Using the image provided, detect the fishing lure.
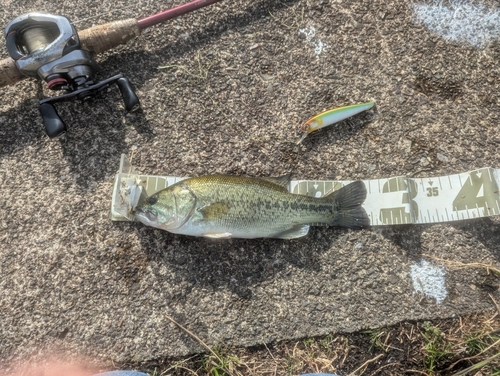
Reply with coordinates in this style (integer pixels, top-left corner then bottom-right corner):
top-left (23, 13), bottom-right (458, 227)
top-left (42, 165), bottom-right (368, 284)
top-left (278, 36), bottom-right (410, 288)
top-left (298, 101), bottom-right (375, 143)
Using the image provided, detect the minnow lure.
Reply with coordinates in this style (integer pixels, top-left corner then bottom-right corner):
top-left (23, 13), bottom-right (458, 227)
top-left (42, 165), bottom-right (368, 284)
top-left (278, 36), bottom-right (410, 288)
top-left (298, 101), bottom-right (375, 143)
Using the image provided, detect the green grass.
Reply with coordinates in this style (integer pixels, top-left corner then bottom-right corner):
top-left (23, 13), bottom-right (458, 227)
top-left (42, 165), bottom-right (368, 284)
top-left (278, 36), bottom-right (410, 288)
top-left (319, 334), bottom-right (334, 354)
top-left (201, 347), bottom-right (242, 376)
top-left (363, 328), bottom-right (389, 352)
top-left (421, 321), bottom-right (454, 375)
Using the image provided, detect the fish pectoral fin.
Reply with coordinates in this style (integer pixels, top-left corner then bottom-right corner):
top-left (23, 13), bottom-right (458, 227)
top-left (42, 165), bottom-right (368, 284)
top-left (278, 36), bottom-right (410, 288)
top-left (272, 225), bottom-right (310, 239)
top-left (202, 232), bottom-right (232, 239)
top-left (198, 202), bottom-right (230, 220)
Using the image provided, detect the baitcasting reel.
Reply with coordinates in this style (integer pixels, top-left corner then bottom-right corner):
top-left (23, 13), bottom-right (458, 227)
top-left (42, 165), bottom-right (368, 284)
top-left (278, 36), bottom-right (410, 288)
top-left (5, 12), bottom-right (140, 138)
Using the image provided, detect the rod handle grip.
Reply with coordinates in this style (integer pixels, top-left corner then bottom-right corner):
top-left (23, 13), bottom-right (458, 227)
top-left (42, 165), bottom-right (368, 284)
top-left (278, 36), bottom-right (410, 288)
top-left (78, 18), bottom-right (141, 54)
top-left (0, 57), bottom-right (26, 88)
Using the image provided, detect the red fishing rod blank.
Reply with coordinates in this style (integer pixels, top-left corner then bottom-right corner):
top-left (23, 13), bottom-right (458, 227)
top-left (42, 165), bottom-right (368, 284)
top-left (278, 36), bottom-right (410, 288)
top-left (138, 0), bottom-right (222, 29)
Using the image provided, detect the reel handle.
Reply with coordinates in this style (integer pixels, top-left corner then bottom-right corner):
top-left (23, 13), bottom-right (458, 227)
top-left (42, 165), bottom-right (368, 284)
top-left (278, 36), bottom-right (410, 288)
top-left (39, 103), bottom-right (67, 138)
top-left (38, 73), bottom-right (139, 138)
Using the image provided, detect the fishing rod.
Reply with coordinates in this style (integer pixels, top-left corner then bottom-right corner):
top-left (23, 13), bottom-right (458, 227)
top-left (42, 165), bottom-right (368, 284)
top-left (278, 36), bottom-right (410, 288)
top-left (0, 0), bottom-right (223, 137)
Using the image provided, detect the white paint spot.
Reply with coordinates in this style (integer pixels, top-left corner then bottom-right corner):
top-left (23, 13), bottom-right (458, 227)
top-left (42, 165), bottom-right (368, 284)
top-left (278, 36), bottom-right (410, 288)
top-left (412, 0), bottom-right (500, 48)
top-left (315, 191), bottom-right (322, 197)
top-left (410, 260), bottom-right (448, 304)
top-left (298, 26), bottom-right (329, 57)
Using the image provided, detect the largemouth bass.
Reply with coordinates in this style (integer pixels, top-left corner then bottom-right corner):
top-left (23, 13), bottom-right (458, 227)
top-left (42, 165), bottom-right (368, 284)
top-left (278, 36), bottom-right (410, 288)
top-left (135, 175), bottom-right (369, 239)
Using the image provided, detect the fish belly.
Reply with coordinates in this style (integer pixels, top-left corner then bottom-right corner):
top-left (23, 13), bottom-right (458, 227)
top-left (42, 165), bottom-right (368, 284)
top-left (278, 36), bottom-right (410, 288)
top-left (172, 220), bottom-right (310, 239)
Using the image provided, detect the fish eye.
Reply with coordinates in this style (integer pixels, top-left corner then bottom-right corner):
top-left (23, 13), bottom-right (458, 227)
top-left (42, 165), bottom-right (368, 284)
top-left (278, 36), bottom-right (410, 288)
top-left (147, 195), bottom-right (158, 205)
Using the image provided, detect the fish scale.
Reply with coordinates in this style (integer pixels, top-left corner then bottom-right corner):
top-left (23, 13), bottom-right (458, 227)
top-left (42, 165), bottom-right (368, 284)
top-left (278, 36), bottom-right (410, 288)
top-left (189, 176), bottom-right (335, 231)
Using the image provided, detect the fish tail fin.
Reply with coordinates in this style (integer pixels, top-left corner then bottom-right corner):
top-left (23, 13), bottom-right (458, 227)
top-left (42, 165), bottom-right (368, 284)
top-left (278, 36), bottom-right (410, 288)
top-left (324, 181), bottom-right (370, 229)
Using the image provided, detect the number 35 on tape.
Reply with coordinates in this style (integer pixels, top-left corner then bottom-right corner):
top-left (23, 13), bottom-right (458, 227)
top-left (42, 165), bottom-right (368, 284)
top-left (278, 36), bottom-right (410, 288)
top-left (290, 168), bottom-right (500, 226)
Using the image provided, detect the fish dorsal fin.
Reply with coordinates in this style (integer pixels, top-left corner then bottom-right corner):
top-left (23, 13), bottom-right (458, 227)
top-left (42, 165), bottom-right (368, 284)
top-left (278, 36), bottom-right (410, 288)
top-left (198, 202), bottom-right (230, 220)
top-left (259, 173), bottom-right (292, 190)
top-left (272, 224), bottom-right (310, 239)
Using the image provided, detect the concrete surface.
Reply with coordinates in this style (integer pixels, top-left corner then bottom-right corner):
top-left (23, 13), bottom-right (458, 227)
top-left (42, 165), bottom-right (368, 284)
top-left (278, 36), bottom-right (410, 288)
top-left (1, 0), bottom-right (499, 371)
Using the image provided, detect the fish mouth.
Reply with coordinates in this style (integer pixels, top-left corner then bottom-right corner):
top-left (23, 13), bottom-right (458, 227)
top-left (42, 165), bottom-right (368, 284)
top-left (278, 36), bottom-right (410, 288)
top-left (134, 206), bottom-right (158, 225)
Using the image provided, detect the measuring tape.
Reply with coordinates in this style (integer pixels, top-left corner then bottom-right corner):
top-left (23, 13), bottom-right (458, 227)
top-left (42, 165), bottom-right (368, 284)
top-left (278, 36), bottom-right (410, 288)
top-left (111, 154), bottom-right (500, 226)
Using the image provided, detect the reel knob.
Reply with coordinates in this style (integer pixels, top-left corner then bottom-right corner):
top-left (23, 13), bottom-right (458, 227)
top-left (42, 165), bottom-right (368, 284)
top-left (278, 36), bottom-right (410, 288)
top-left (39, 103), bottom-right (66, 138)
top-left (116, 77), bottom-right (140, 112)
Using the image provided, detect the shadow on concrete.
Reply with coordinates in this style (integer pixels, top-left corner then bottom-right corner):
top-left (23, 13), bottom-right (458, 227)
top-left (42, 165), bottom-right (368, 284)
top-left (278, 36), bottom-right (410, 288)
top-left (136, 224), bottom-right (348, 300)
